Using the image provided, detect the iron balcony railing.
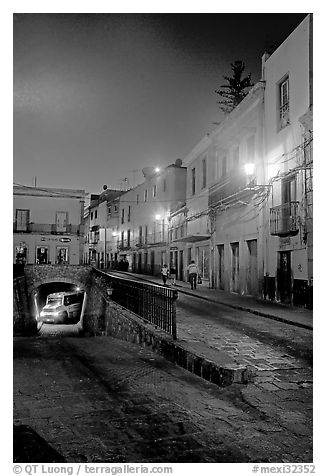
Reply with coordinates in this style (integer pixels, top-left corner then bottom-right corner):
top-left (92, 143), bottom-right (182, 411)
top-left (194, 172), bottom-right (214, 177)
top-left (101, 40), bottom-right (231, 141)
top-left (270, 201), bottom-right (300, 236)
top-left (94, 269), bottom-right (178, 339)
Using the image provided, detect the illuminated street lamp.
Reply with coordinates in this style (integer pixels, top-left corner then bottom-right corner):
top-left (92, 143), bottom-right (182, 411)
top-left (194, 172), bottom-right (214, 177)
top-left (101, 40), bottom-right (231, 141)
top-left (244, 163), bottom-right (255, 177)
top-left (155, 167), bottom-right (160, 173)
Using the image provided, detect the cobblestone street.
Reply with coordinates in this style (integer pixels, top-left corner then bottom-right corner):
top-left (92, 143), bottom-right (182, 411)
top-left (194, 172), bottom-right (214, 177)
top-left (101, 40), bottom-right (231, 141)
top-left (14, 327), bottom-right (312, 463)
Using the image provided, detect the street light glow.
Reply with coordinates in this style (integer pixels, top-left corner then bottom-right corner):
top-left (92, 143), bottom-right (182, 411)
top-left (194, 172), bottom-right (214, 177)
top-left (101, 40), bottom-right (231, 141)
top-left (244, 163), bottom-right (255, 176)
top-left (155, 167), bottom-right (160, 173)
top-left (155, 214), bottom-right (161, 220)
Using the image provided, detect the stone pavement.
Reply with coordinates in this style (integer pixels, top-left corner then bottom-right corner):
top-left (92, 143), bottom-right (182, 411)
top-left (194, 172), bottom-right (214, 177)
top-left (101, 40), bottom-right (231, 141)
top-left (13, 334), bottom-right (312, 462)
top-left (115, 270), bottom-right (313, 330)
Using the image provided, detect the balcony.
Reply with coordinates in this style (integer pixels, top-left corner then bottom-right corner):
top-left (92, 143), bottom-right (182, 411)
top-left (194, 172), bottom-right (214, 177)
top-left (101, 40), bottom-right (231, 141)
top-left (270, 202), bottom-right (300, 236)
top-left (13, 222), bottom-right (83, 235)
top-left (208, 171), bottom-right (248, 207)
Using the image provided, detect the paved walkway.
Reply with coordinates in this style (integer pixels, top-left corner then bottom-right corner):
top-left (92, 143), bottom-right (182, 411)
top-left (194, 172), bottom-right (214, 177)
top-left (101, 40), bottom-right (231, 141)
top-left (112, 270), bottom-right (313, 330)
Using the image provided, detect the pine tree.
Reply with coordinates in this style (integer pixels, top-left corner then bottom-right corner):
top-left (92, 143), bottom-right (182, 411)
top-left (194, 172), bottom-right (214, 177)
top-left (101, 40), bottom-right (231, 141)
top-left (215, 60), bottom-right (253, 114)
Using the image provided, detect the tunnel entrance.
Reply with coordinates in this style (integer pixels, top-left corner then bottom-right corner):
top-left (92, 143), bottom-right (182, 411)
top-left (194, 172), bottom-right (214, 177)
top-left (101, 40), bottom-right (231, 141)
top-left (34, 282), bottom-right (85, 334)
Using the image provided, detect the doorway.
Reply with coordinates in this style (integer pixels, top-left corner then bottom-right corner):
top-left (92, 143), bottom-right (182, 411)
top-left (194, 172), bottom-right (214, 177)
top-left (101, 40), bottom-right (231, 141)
top-left (150, 251), bottom-right (155, 275)
top-left (56, 247), bottom-right (69, 264)
top-left (247, 239), bottom-right (258, 295)
top-left (179, 250), bottom-right (184, 281)
top-left (278, 251), bottom-right (292, 303)
top-left (217, 244), bottom-right (225, 290)
top-left (36, 246), bottom-right (48, 264)
top-left (230, 242), bottom-right (240, 293)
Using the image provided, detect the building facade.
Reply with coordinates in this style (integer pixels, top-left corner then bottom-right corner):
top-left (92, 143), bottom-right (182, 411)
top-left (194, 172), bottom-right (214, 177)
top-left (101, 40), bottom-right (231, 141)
top-left (84, 189), bottom-right (124, 267)
top-left (208, 81), bottom-right (266, 297)
top-left (13, 185), bottom-right (86, 265)
top-left (170, 135), bottom-right (212, 284)
top-left (117, 162), bottom-right (186, 276)
top-left (263, 14), bottom-right (313, 307)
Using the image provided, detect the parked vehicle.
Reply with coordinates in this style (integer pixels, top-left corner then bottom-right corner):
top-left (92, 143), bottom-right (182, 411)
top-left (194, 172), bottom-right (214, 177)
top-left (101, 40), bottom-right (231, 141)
top-left (39, 291), bottom-right (83, 324)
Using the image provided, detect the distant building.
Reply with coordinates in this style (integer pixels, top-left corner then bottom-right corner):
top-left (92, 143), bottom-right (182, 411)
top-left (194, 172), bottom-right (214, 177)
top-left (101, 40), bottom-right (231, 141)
top-left (170, 135), bottom-right (212, 284)
top-left (13, 185), bottom-right (86, 265)
top-left (84, 188), bottom-right (124, 268)
top-left (117, 162), bottom-right (186, 276)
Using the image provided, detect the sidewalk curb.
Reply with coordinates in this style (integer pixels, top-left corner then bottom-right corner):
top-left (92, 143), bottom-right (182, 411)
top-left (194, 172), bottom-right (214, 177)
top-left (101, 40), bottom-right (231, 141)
top-left (117, 271), bottom-right (313, 331)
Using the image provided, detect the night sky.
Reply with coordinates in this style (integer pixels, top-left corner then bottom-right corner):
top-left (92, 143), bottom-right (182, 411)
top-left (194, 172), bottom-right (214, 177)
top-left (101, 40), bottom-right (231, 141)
top-left (13, 13), bottom-right (307, 195)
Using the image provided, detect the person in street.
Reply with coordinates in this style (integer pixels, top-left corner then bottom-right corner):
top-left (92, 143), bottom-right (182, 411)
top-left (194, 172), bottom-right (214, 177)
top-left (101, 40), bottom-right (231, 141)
top-left (169, 265), bottom-right (177, 285)
top-left (161, 264), bottom-right (169, 285)
top-left (187, 260), bottom-right (199, 290)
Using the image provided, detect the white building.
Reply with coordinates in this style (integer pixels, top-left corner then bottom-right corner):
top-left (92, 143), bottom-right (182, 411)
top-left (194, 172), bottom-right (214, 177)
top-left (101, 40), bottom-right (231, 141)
top-left (208, 81), bottom-right (265, 296)
top-left (263, 14), bottom-right (313, 308)
top-left (13, 185), bottom-right (86, 265)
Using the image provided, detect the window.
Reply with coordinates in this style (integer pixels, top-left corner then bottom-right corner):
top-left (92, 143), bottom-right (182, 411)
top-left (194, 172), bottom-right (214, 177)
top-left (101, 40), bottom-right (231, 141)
top-left (56, 211), bottom-right (68, 233)
top-left (114, 205), bottom-right (118, 213)
top-left (16, 209), bottom-right (30, 232)
top-left (91, 212), bottom-right (93, 220)
top-left (127, 205), bottom-right (131, 222)
top-left (221, 156), bottom-right (227, 177)
top-left (145, 225), bottom-right (148, 244)
top-left (139, 226), bottom-right (143, 245)
top-left (279, 76), bottom-right (290, 129)
top-left (282, 175), bottom-right (296, 204)
top-left (121, 231), bottom-right (124, 247)
top-left (233, 147), bottom-right (239, 169)
top-left (163, 179), bottom-right (167, 192)
top-left (127, 229), bottom-right (131, 247)
top-left (153, 184), bottom-right (157, 197)
top-left (144, 189), bottom-right (148, 202)
top-left (121, 208), bottom-right (125, 224)
top-left (191, 168), bottom-right (196, 195)
top-left (202, 158), bottom-right (207, 189)
top-left (136, 194), bottom-right (139, 205)
top-left (95, 210), bottom-right (97, 219)
top-left (108, 206), bottom-right (111, 215)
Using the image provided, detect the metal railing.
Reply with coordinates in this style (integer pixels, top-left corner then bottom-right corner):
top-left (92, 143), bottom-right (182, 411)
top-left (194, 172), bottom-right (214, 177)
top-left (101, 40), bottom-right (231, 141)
top-left (270, 201), bottom-right (300, 236)
top-left (93, 269), bottom-right (178, 339)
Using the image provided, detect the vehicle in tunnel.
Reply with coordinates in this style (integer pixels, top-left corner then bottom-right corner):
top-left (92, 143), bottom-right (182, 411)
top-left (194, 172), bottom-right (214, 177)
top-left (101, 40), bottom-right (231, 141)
top-left (39, 291), bottom-right (83, 324)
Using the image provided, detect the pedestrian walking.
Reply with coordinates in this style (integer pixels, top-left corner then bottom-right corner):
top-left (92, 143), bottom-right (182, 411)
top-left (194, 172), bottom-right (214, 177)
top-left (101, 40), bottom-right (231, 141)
top-left (187, 260), bottom-right (199, 290)
top-left (161, 264), bottom-right (169, 285)
top-left (170, 265), bottom-right (177, 285)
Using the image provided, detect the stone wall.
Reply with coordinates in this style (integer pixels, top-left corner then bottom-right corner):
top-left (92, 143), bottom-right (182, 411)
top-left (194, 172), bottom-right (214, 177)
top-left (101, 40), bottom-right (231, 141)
top-left (24, 264), bottom-right (91, 295)
top-left (83, 278), bottom-right (248, 387)
top-left (13, 276), bottom-right (36, 335)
